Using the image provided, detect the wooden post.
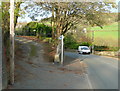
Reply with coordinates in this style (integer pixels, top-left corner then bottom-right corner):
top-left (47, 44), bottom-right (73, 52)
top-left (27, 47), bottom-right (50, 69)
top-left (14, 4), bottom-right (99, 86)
top-left (10, 0), bottom-right (14, 85)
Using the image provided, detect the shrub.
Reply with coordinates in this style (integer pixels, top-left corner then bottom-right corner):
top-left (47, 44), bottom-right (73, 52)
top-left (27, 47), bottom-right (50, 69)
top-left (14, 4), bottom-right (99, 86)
top-left (64, 33), bottom-right (78, 49)
top-left (79, 42), bottom-right (92, 47)
top-left (68, 43), bottom-right (80, 49)
top-left (94, 45), bottom-right (119, 51)
top-left (17, 22), bottom-right (52, 37)
top-left (64, 34), bottom-right (93, 49)
top-left (94, 45), bottom-right (109, 51)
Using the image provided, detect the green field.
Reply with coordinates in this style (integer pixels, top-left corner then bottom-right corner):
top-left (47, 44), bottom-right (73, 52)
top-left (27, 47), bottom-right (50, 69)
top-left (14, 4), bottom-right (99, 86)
top-left (94, 31), bottom-right (118, 39)
top-left (89, 22), bottom-right (118, 47)
top-left (90, 22), bottom-right (118, 31)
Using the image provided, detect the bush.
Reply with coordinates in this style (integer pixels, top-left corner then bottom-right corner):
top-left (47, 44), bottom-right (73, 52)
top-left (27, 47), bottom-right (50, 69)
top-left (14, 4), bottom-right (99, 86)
top-left (79, 42), bottom-right (92, 47)
top-left (68, 43), bottom-right (80, 49)
top-left (94, 45), bottom-right (109, 51)
top-left (94, 45), bottom-right (119, 51)
top-left (16, 22), bottom-right (52, 37)
top-left (64, 33), bottom-right (79, 49)
top-left (64, 34), bottom-right (93, 49)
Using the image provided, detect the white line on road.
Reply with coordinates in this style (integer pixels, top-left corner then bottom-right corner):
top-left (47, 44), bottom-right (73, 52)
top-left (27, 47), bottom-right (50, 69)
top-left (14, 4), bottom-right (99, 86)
top-left (84, 73), bottom-right (93, 89)
top-left (80, 61), bottom-right (93, 89)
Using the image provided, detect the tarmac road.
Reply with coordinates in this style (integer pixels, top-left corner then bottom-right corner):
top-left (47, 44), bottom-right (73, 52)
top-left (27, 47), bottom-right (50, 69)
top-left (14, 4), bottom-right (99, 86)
top-left (64, 52), bottom-right (118, 89)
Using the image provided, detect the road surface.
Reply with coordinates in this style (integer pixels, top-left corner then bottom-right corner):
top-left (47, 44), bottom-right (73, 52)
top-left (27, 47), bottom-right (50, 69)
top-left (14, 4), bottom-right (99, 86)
top-left (65, 52), bottom-right (118, 89)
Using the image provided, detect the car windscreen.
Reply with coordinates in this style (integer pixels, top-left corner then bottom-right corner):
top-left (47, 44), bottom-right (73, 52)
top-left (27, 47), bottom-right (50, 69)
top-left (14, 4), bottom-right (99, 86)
top-left (81, 47), bottom-right (89, 50)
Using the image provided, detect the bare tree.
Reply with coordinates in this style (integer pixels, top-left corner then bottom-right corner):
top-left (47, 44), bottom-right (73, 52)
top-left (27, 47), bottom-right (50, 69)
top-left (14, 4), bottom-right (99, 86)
top-left (32, 2), bottom-right (116, 39)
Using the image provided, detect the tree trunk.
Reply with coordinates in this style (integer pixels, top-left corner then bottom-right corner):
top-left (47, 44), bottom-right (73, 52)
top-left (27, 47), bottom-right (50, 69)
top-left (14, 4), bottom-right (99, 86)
top-left (51, 5), bottom-right (55, 39)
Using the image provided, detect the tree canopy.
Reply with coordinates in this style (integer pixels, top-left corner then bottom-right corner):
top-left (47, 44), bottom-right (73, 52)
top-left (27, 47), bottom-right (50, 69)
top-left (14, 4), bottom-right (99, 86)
top-left (23, 2), bottom-right (117, 40)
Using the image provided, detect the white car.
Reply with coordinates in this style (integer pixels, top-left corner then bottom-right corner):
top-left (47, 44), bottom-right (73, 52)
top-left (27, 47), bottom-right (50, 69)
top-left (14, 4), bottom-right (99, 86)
top-left (78, 46), bottom-right (91, 54)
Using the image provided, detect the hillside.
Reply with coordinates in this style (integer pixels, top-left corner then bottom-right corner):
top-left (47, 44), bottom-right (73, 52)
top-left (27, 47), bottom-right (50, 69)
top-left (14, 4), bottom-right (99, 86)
top-left (90, 22), bottom-right (118, 31)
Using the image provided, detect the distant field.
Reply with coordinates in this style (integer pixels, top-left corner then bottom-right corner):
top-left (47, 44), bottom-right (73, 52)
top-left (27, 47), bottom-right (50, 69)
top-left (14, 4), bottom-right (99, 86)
top-left (90, 22), bottom-right (118, 31)
top-left (89, 22), bottom-right (118, 47)
top-left (94, 31), bottom-right (118, 39)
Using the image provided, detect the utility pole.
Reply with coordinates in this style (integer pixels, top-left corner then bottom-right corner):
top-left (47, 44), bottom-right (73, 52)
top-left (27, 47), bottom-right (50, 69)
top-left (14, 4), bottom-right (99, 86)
top-left (10, 0), bottom-right (14, 85)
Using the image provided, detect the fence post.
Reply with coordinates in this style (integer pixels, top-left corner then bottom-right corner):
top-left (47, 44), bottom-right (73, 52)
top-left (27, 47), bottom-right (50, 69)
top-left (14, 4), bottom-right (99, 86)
top-left (10, 0), bottom-right (14, 85)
